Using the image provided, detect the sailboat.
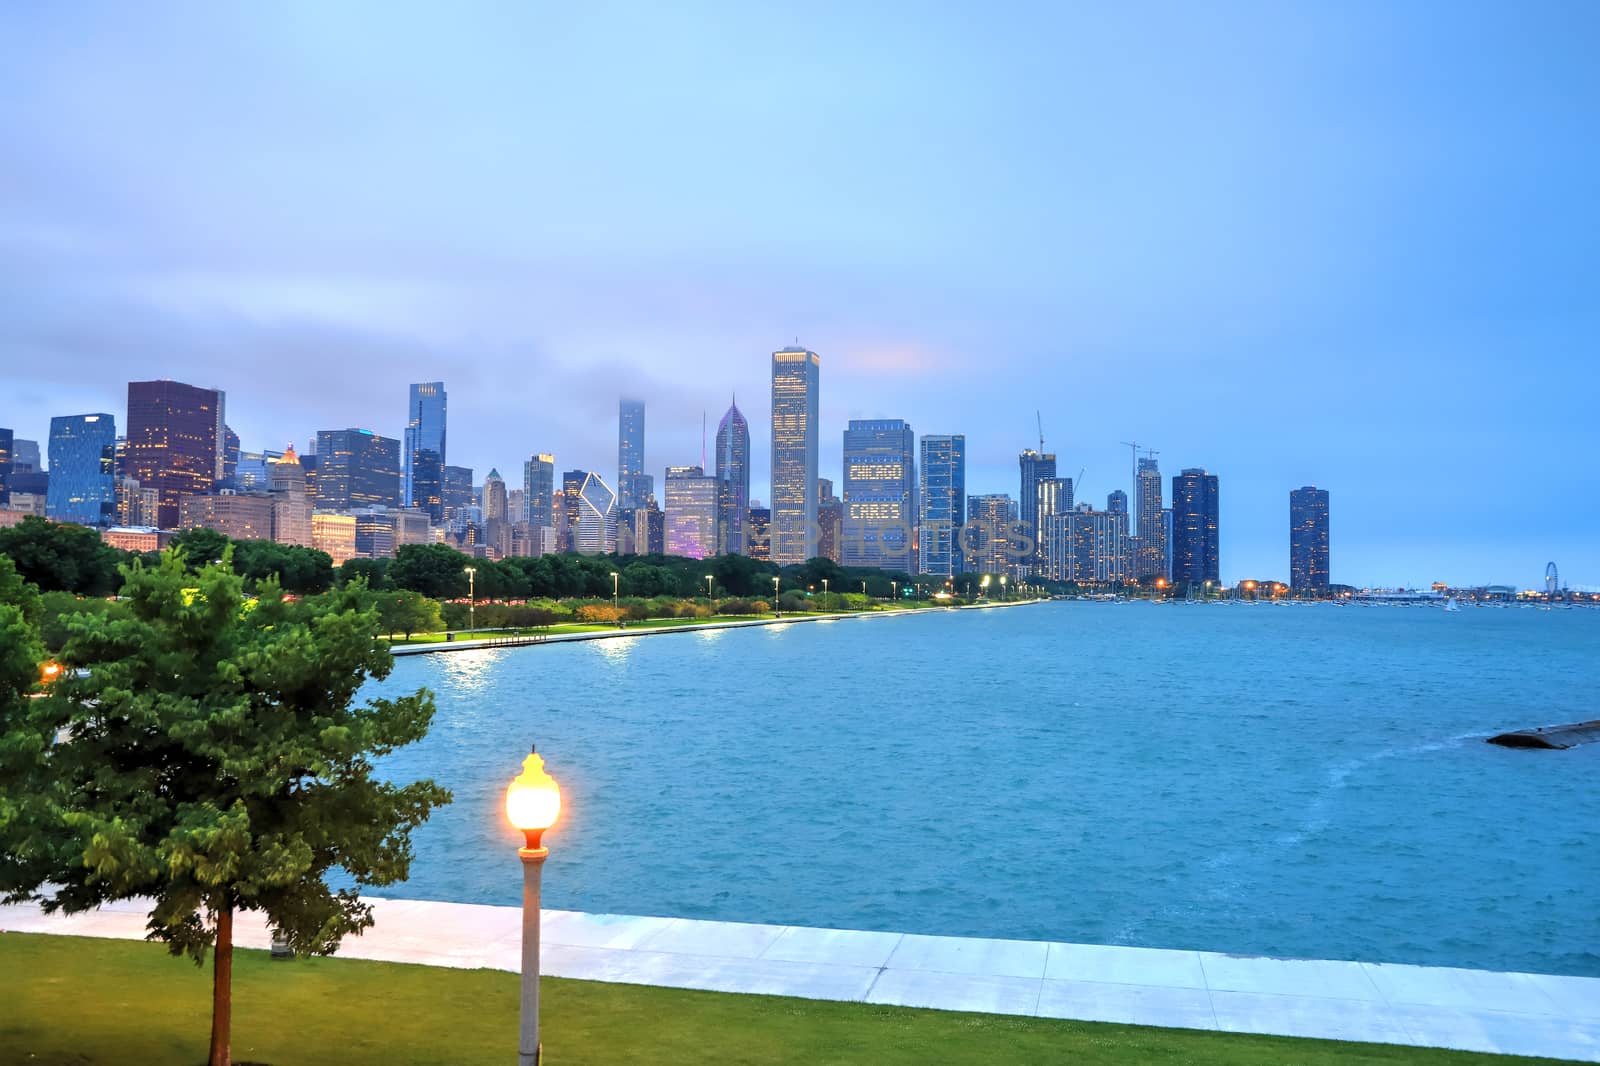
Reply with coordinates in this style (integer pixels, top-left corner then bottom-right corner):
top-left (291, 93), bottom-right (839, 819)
top-left (1443, 596), bottom-right (1461, 612)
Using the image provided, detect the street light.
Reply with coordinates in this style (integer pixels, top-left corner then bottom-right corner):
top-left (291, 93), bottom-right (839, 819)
top-left (705, 574), bottom-right (714, 601)
top-left (465, 566), bottom-right (477, 634)
top-left (861, 580), bottom-right (867, 597)
top-left (612, 571), bottom-right (620, 610)
top-left (891, 580), bottom-right (898, 602)
top-left (505, 746), bottom-right (562, 1066)
top-left (821, 578), bottom-right (829, 611)
top-left (999, 574), bottom-right (1007, 600)
top-left (772, 575), bottom-right (780, 617)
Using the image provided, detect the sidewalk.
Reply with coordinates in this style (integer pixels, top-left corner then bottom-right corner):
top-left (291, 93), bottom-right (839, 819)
top-left (5, 898), bottom-right (1595, 1061)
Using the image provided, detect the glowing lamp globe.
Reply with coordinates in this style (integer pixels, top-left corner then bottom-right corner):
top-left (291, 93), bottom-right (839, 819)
top-left (506, 748), bottom-right (561, 850)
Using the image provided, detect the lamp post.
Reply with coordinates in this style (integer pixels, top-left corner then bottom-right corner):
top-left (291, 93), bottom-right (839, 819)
top-left (861, 580), bottom-right (867, 597)
top-left (999, 574), bottom-right (1007, 601)
top-left (612, 571), bottom-right (619, 611)
top-left (821, 578), bottom-right (829, 611)
top-left (891, 580), bottom-right (898, 603)
top-left (465, 566), bottom-right (477, 634)
top-left (505, 747), bottom-right (562, 1066)
top-left (705, 574), bottom-right (714, 602)
top-left (772, 575), bottom-right (780, 617)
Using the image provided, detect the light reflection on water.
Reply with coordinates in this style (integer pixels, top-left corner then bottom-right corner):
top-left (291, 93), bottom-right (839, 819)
top-left (364, 604), bottom-right (1600, 976)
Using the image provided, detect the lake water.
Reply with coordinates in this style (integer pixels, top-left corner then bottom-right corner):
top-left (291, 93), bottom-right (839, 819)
top-left (363, 602), bottom-right (1600, 977)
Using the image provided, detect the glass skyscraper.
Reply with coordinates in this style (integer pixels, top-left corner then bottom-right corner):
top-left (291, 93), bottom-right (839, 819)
top-left (770, 346), bottom-right (819, 564)
top-left (665, 464), bottom-right (719, 560)
top-left (0, 428), bottom-right (12, 503)
top-left (403, 381), bottom-right (446, 511)
top-left (125, 379), bottom-right (226, 529)
top-left (617, 399), bottom-right (646, 511)
top-left (313, 428), bottom-right (401, 511)
top-left (1018, 448), bottom-right (1056, 573)
top-left (1135, 457), bottom-right (1166, 579)
top-left (918, 434), bottom-right (965, 578)
top-left (714, 400), bottom-right (750, 555)
top-left (1290, 486), bottom-right (1330, 592)
top-left (524, 454), bottom-right (556, 528)
top-left (46, 413), bottom-right (117, 525)
top-left (1171, 468), bottom-right (1220, 588)
top-left (442, 464), bottom-right (474, 521)
top-left (842, 420), bottom-right (916, 571)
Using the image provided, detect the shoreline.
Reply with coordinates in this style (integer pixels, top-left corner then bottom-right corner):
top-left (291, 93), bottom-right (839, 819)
top-left (4, 895), bottom-right (1593, 1060)
top-left (391, 597), bottom-right (1047, 656)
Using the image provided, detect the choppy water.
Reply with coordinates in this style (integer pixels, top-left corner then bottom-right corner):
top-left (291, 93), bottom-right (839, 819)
top-left (362, 602), bottom-right (1600, 976)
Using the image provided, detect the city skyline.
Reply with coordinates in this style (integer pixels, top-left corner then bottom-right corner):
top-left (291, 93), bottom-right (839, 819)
top-left (2, 3), bottom-right (1596, 586)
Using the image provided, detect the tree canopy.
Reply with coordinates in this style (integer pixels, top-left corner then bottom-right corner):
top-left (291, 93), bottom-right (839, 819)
top-left (0, 515), bottom-right (125, 595)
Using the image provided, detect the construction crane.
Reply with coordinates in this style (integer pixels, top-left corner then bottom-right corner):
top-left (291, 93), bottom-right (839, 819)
top-left (1036, 410), bottom-right (1046, 454)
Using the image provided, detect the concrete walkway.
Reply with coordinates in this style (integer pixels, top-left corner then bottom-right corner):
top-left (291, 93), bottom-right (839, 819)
top-left (4, 898), bottom-right (1596, 1061)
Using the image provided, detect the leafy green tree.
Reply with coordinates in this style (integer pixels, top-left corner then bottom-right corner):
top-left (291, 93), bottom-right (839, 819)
top-left (0, 551), bottom-right (449, 1066)
top-left (0, 554), bottom-right (42, 623)
top-left (35, 589), bottom-right (129, 652)
top-left (0, 515), bottom-right (124, 595)
top-left (338, 556), bottom-right (392, 590)
top-left (372, 588), bottom-right (444, 639)
top-left (167, 526), bottom-right (233, 567)
top-left (389, 542), bottom-right (474, 599)
top-left (232, 540), bottom-right (335, 594)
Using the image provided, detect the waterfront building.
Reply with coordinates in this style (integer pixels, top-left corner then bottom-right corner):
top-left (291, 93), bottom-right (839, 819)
top-left (841, 419), bottom-right (916, 571)
top-left (770, 345), bottom-right (820, 564)
top-left (1135, 457), bottom-right (1165, 579)
top-left (1018, 449), bottom-right (1057, 573)
top-left (524, 453), bottom-right (556, 529)
top-left (313, 429), bottom-right (401, 511)
top-left (126, 379), bottom-right (226, 529)
top-left (965, 493), bottom-right (1019, 579)
top-left (1290, 486), bottom-right (1331, 593)
top-left (1162, 508), bottom-right (1174, 580)
top-left (665, 464), bottom-right (719, 560)
top-left (441, 464), bottom-right (474, 521)
top-left (1034, 477), bottom-right (1075, 580)
top-left (918, 434), bottom-right (965, 578)
top-left (1171, 468), bottom-right (1220, 588)
top-left (311, 512), bottom-right (358, 565)
top-left (714, 399), bottom-right (750, 555)
top-left (617, 399), bottom-right (647, 511)
top-left (746, 506), bottom-right (771, 561)
top-left (403, 381), bottom-right (446, 510)
top-left (0, 428), bottom-right (12, 502)
top-left (46, 413), bottom-right (116, 526)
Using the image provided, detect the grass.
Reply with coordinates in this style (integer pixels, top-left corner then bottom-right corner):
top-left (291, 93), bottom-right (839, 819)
top-left (382, 605), bottom-right (942, 645)
top-left (0, 934), bottom-right (1574, 1066)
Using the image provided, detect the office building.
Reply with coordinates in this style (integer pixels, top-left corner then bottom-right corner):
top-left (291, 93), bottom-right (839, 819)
top-left (179, 492), bottom-right (276, 542)
top-left (311, 512), bottom-right (358, 565)
top-left (0, 428), bottom-right (11, 502)
top-left (665, 465), bottom-right (718, 560)
top-left (1018, 448), bottom-right (1056, 572)
top-left (46, 413), bottom-right (116, 526)
top-left (746, 506), bottom-right (771, 561)
top-left (1135, 457), bottom-right (1165, 579)
top-left (114, 477), bottom-right (160, 527)
top-left (524, 454), bottom-right (556, 529)
top-left (266, 446), bottom-right (313, 547)
top-left (403, 381), bottom-right (446, 510)
top-left (837, 419), bottom-right (914, 570)
top-left (918, 435), bottom-right (965, 578)
top-left (126, 380), bottom-right (226, 528)
top-left (617, 399), bottom-right (647, 510)
top-left (770, 345), bottom-right (820, 563)
top-left (1290, 486), bottom-right (1331, 592)
top-left (1171, 468), bottom-right (1220, 588)
top-left (634, 500), bottom-right (665, 556)
top-left (483, 468), bottom-right (509, 557)
top-left (313, 429), bottom-right (401, 511)
top-left (714, 399), bottom-right (750, 555)
top-left (11, 439), bottom-right (40, 473)
top-left (816, 488), bottom-right (842, 565)
top-left (223, 427), bottom-right (239, 485)
top-left (442, 464), bottom-right (473, 521)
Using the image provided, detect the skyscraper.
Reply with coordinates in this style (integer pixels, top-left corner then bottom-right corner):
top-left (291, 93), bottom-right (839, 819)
top-left (1034, 477), bottom-right (1075, 580)
top-left (746, 506), bottom-right (771, 561)
top-left (817, 480), bottom-right (842, 564)
top-left (0, 428), bottom-right (11, 503)
top-left (313, 429), bottom-right (401, 511)
top-left (770, 345), bottom-right (820, 564)
top-left (1290, 486), bottom-right (1331, 593)
top-left (965, 494), bottom-right (1019, 579)
top-left (524, 454), bottom-right (556, 528)
top-left (441, 464), bottom-right (474, 521)
top-left (223, 426), bottom-right (240, 485)
top-left (403, 381), bottom-right (446, 510)
top-left (46, 413), bottom-right (116, 525)
top-left (126, 379), bottom-right (226, 529)
top-left (1135, 457), bottom-right (1165, 579)
top-left (483, 469), bottom-right (508, 522)
top-left (1171, 468), bottom-right (1220, 589)
top-left (1018, 448), bottom-right (1057, 572)
top-left (665, 465), bottom-right (719, 560)
top-left (918, 434), bottom-right (966, 578)
top-left (842, 420), bottom-right (916, 571)
top-left (714, 399), bottom-right (750, 555)
top-left (572, 471), bottom-right (618, 554)
top-left (617, 399), bottom-right (646, 510)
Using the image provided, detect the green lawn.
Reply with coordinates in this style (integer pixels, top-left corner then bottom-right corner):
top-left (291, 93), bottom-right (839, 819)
top-left (382, 607), bottom-right (939, 645)
top-left (0, 934), bottom-right (1573, 1066)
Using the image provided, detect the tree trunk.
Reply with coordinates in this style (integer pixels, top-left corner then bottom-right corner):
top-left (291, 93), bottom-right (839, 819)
top-left (209, 902), bottom-right (233, 1066)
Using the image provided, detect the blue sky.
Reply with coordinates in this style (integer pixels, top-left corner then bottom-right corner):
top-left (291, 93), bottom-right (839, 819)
top-left (2, 1), bottom-right (1595, 586)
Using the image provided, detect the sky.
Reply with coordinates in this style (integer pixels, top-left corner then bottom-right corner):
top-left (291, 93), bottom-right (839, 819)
top-left (2, 1), bottom-right (1596, 587)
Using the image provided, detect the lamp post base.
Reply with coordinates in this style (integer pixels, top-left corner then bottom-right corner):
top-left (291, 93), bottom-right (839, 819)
top-left (519, 846), bottom-right (548, 1066)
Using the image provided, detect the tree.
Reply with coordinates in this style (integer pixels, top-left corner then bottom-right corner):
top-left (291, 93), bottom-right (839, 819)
top-left (372, 588), bottom-right (444, 639)
top-left (339, 556), bottom-right (392, 590)
top-left (0, 550), bottom-right (450, 1066)
top-left (166, 526), bottom-right (233, 568)
top-left (0, 515), bottom-right (124, 595)
top-left (232, 540), bottom-right (335, 594)
top-left (389, 542), bottom-right (473, 599)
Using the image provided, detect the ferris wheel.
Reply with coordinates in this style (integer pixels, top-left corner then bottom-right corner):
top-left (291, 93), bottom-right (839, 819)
top-left (1546, 562), bottom-right (1559, 595)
